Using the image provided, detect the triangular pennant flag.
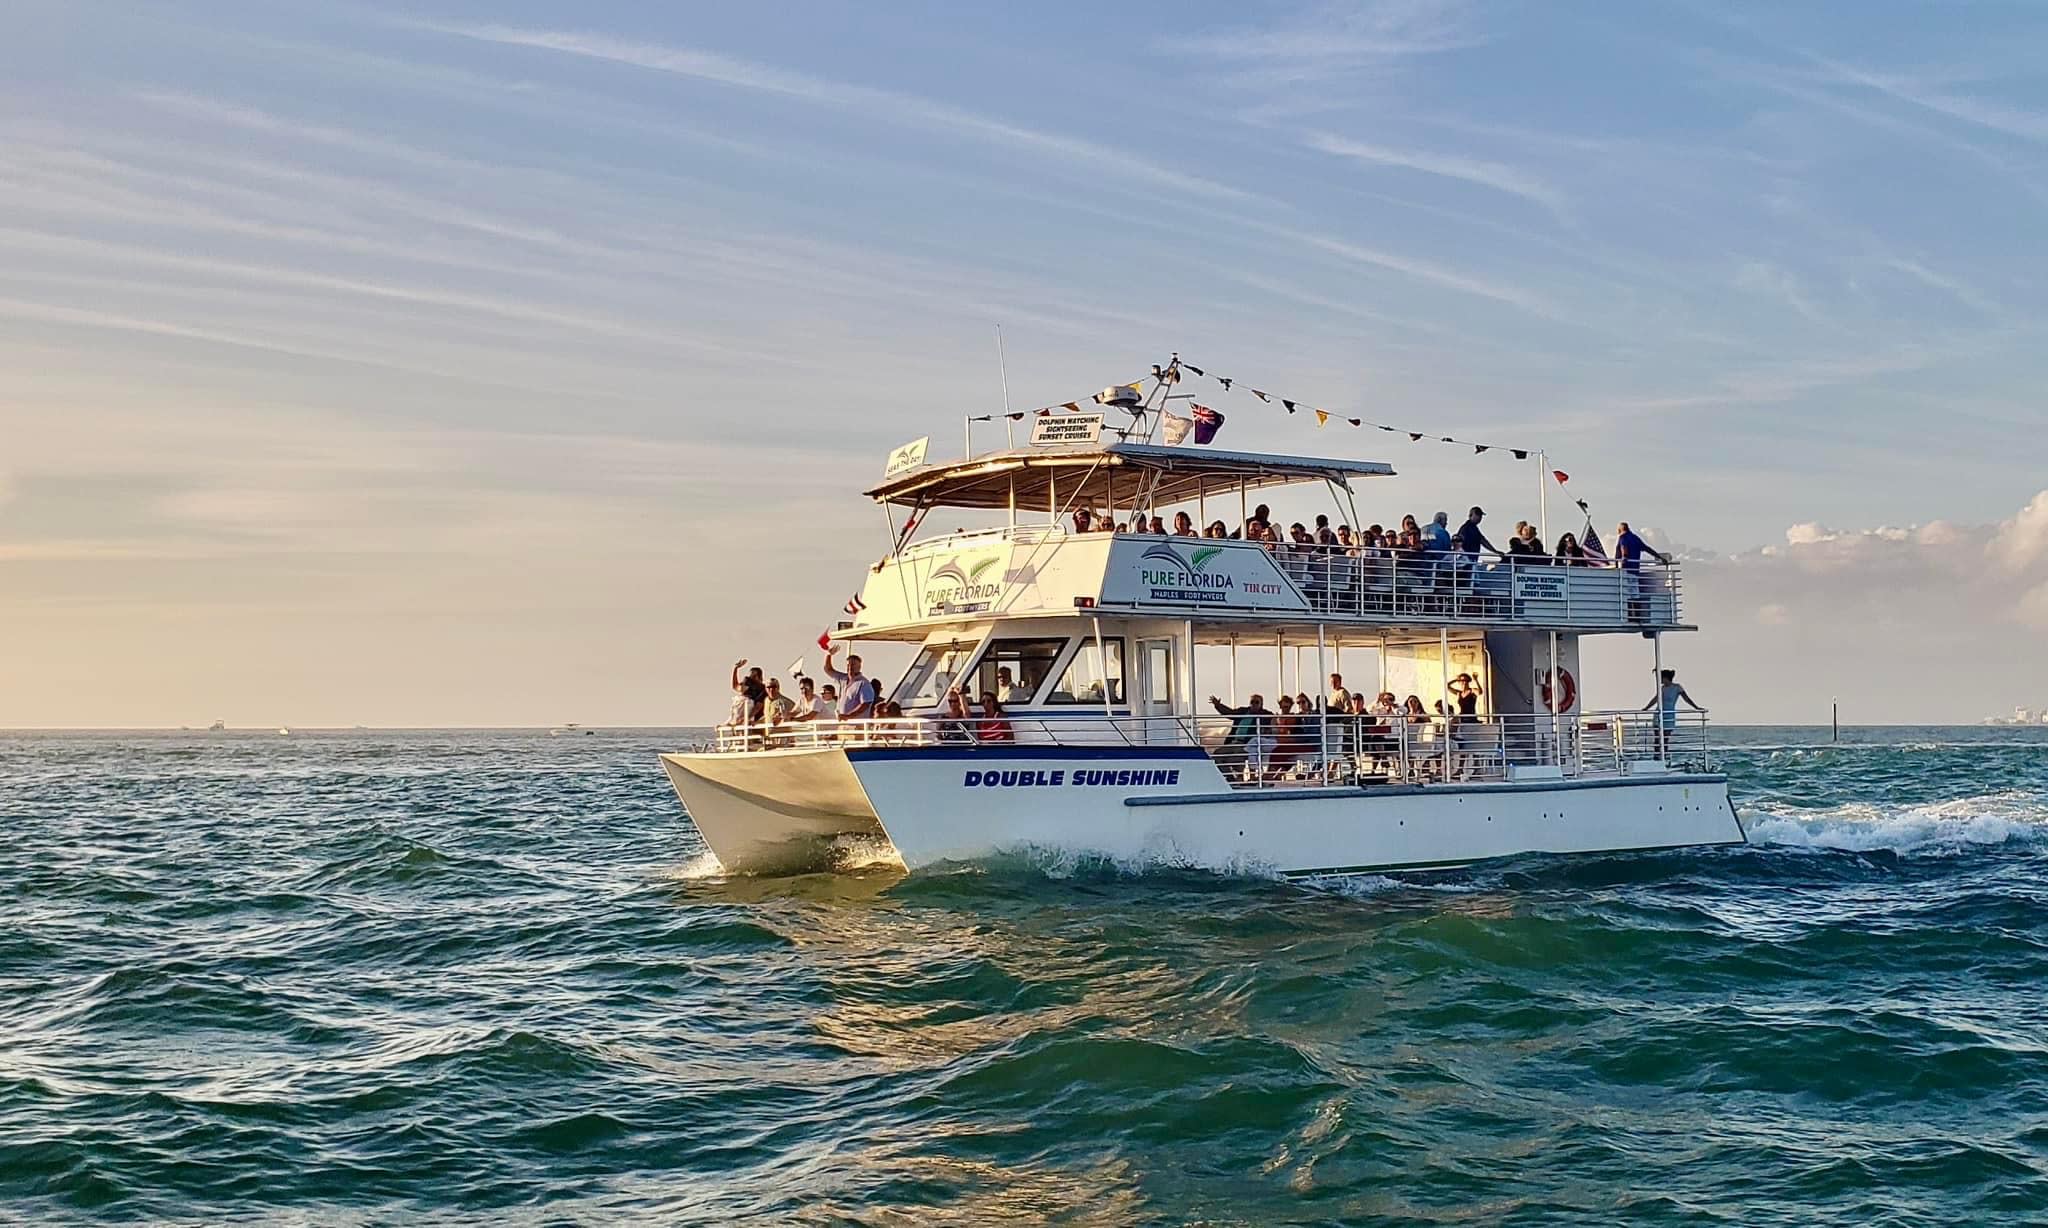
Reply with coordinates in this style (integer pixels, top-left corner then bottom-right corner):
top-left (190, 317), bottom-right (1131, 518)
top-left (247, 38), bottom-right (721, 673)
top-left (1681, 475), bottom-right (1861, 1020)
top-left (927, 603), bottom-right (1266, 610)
top-left (968, 414), bottom-right (992, 422)
top-left (1005, 411), bottom-right (1025, 420)
top-left (1552, 470), bottom-right (1570, 484)
top-left (1282, 399), bottom-right (1296, 412)
top-left (1474, 444), bottom-right (1489, 454)
top-left (1062, 401), bottom-right (1081, 412)
top-left (1408, 432), bottom-right (1423, 441)
top-left (1184, 364), bottom-right (1204, 376)
top-left (1218, 377), bottom-right (1232, 390)
top-left (1347, 417), bottom-right (1362, 427)
top-left (1511, 448), bottom-right (1528, 460)
top-left (1575, 498), bottom-right (1589, 513)
top-left (1161, 411), bottom-right (1193, 445)
top-left (1314, 410), bottom-right (1329, 426)
top-left (1035, 407), bottom-right (1052, 416)
top-left (1251, 389), bottom-right (1269, 402)
top-left (1440, 436), bottom-right (1455, 443)
top-left (1378, 424), bottom-right (1395, 432)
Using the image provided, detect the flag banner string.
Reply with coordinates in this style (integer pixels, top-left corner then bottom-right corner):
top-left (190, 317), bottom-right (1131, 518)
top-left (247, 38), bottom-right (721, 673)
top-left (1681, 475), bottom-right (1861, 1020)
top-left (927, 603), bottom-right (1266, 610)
top-left (1176, 359), bottom-right (1534, 460)
top-left (1171, 356), bottom-right (1600, 532)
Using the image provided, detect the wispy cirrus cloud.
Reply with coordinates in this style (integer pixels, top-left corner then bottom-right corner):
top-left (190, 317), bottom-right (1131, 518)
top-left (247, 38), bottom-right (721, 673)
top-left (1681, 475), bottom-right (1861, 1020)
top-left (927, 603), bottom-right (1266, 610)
top-left (1158, 0), bottom-right (1478, 87)
top-left (1303, 131), bottom-right (1567, 216)
top-left (414, 22), bottom-right (1265, 206)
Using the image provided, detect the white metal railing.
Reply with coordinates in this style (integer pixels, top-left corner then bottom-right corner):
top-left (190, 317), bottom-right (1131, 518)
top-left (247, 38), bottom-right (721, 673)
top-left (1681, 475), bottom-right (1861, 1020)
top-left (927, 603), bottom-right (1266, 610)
top-left (1252, 543), bottom-right (1680, 626)
top-left (699, 709), bottom-right (1711, 787)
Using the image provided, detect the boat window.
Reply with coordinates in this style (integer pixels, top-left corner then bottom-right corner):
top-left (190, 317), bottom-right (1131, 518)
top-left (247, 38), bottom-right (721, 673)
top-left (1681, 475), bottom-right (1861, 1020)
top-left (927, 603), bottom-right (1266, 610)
top-left (1046, 638), bottom-right (1125, 705)
top-left (968, 638), bottom-right (1067, 706)
top-left (891, 640), bottom-right (976, 709)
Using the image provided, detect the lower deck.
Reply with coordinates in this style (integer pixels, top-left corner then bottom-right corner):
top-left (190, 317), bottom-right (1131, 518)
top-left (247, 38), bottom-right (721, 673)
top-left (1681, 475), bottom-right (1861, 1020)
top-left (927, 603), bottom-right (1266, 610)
top-left (702, 708), bottom-right (1711, 790)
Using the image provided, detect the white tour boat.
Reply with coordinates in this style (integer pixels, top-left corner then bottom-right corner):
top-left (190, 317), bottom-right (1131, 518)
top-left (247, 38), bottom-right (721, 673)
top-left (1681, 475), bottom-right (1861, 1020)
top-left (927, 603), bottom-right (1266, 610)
top-left (664, 369), bottom-right (1745, 877)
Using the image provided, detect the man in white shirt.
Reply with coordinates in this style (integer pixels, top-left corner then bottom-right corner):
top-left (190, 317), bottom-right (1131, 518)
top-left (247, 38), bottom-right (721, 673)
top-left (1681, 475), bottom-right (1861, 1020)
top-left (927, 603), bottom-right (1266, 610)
top-left (996, 666), bottom-right (1026, 705)
top-left (824, 647), bottom-right (877, 718)
top-left (1326, 673), bottom-right (1351, 714)
top-left (790, 676), bottom-right (830, 721)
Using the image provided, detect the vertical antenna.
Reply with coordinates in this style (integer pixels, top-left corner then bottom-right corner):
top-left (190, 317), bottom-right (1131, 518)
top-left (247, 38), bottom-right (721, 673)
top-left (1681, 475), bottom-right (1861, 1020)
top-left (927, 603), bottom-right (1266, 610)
top-left (996, 326), bottom-right (1014, 448)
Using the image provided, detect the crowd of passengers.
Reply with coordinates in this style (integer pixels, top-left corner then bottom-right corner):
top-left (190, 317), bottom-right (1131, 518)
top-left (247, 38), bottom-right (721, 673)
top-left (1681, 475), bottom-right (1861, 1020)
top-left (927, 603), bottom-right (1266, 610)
top-left (1068, 503), bottom-right (1671, 569)
top-left (1204, 671), bottom-right (1498, 784)
top-left (721, 647), bottom-right (1017, 745)
top-left (723, 649), bottom-right (1493, 779)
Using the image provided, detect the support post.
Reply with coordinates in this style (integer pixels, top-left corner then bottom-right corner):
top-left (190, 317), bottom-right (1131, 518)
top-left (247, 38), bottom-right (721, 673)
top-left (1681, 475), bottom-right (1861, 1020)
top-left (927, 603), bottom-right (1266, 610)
top-left (1092, 616), bottom-right (1114, 720)
top-left (1440, 627), bottom-right (1452, 781)
top-left (1316, 623), bottom-right (1329, 782)
top-left (1549, 629), bottom-right (1561, 767)
top-left (1229, 635), bottom-right (1238, 703)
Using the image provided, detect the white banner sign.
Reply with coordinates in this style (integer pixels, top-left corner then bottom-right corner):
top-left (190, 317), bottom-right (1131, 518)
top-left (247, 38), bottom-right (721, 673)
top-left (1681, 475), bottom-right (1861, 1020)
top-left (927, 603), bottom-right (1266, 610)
top-left (883, 435), bottom-right (929, 478)
top-left (1030, 413), bottom-right (1103, 447)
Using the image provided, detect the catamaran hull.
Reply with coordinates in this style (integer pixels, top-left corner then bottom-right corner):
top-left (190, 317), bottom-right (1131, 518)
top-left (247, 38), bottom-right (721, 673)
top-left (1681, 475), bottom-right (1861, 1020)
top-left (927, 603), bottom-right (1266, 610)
top-left (662, 747), bottom-right (1744, 877)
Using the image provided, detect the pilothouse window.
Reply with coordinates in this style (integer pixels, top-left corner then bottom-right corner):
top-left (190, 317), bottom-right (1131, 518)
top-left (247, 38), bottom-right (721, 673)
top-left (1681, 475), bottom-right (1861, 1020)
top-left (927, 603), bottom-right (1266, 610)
top-left (1048, 639), bottom-right (1125, 705)
top-left (891, 642), bottom-right (975, 709)
top-left (970, 638), bottom-right (1066, 706)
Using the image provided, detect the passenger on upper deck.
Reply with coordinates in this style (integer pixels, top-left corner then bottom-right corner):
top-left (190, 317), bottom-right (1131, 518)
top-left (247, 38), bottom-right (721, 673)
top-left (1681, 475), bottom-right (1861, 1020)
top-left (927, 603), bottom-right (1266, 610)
top-left (1507, 521), bottom-right (1545, 561)
top-left (1173, 512), bottom-right (1197, 536)
top-left (1423, 512), bottom-right (1453, 554)
top-left (1554, 532), bottom-right (1588, 565)
top-left (1454, 507), bottom-right (1503, 563)
top-left (1315, 515), bottom-right (1338, 546)
top-left (1204, 520), bottom-right (1229, 539)
top-left (1612, 522), bottom-right (1671, 571)
top-left (1146, 515), bottom-right (1166, 534)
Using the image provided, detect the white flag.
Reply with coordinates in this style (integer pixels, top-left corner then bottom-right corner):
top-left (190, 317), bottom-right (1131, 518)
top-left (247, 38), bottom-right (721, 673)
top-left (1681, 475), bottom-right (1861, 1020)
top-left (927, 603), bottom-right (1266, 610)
top-left (787, 656), bottom-right (806, 679)
top-left (1161, 411), bottom-right (1193, 445)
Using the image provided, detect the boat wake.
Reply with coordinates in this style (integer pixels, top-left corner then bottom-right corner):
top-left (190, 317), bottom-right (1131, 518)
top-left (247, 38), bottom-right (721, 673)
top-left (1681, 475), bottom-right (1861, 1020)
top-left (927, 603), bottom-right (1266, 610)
top-left (1746, 792), bottom-right (2048, 857)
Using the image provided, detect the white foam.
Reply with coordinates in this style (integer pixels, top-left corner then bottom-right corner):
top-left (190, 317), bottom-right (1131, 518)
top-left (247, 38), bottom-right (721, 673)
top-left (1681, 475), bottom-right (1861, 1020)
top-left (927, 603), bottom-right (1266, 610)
top-left (1747, 792), bottom-right (2048, 856)
top-left (660, 850), bottom-right (728, 880)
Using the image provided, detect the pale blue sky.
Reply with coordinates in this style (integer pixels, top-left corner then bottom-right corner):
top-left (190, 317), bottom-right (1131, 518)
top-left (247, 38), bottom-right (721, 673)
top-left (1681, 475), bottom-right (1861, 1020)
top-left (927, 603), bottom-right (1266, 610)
top-left (5, 1), bottom-right (2046, 724)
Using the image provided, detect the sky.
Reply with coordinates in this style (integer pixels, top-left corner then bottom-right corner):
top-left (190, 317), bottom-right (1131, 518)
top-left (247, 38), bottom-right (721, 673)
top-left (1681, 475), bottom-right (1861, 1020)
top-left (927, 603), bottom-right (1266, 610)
top-left (4, 0), bottom-right (2046, 727)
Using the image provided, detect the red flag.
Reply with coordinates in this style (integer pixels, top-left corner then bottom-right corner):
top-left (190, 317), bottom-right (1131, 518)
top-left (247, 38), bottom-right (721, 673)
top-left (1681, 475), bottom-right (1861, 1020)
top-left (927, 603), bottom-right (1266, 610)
top-left (1552, 470), bottom-right (1570, 484)
top-left (817, 630), bottom-right (833, 651)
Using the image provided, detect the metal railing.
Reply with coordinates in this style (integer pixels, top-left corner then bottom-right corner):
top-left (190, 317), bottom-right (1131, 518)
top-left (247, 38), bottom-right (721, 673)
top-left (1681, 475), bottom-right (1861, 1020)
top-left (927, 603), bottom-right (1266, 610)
top-left (1257, 544), bottom-right (1681, 626)
top-left (700, 709), bottom-right (1711, 787)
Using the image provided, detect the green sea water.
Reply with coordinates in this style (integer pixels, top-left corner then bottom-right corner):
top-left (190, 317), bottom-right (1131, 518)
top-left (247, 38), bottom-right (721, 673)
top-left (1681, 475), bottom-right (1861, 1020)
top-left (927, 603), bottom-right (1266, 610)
top-left (4, 726), bottom-right (2046, 1225)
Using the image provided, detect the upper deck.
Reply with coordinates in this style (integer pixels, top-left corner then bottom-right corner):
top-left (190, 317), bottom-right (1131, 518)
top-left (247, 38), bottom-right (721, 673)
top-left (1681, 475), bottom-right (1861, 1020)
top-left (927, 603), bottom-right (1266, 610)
top-left (842, 525), bottom-right (1683, 640)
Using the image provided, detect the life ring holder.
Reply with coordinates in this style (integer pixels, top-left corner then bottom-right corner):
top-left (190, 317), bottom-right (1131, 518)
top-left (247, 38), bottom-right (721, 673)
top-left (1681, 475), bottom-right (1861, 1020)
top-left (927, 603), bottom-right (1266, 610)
top-left (1539, 667), bottom-right (1577, 713)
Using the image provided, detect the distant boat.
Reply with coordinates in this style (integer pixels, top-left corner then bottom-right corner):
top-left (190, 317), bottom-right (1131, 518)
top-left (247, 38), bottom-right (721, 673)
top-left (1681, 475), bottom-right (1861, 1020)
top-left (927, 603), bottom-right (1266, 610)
top-left (277, 727), bottom-right (290, 736)
top-left (208, 720), bottom-right (225, 732)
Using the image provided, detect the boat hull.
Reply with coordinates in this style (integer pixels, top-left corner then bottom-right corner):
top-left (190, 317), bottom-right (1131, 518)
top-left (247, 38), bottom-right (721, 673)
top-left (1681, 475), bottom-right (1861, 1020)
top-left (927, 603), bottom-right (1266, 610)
top-left (663, 746), bottom-right (1744, 877)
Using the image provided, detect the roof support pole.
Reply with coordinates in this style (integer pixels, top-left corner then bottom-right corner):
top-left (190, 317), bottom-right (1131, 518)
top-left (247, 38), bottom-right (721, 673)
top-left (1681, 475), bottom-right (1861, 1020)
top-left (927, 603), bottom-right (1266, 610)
top-left (1317, 622), bottom-right (1329, 783)
top-left (1440, 627), bottom-right (1452, 782)
top-left (1092, 615), bottom-right (1114, 721)
top-left (1549, 629), bottom-right (1562, 767)
top-left (1229, 634), bottom-right (1238, 704)
top-left (1185, 618), bottom-right (1196, 741)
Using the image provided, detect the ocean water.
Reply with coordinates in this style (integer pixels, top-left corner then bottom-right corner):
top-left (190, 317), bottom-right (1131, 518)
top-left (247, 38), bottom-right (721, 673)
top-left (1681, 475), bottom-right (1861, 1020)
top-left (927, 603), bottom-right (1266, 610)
top-left (4, 726), bottom-right (2047, 1226)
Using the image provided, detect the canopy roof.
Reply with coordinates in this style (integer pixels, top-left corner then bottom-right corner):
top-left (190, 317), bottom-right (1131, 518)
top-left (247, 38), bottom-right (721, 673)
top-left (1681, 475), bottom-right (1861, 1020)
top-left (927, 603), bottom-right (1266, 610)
top-left (865, 442), bottom-right (1395, 510)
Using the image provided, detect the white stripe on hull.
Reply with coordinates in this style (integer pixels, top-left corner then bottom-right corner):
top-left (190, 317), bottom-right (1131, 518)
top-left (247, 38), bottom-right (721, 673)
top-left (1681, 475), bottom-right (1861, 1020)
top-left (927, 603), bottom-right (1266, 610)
top-left (845, 752), bottom-right (1740, 875)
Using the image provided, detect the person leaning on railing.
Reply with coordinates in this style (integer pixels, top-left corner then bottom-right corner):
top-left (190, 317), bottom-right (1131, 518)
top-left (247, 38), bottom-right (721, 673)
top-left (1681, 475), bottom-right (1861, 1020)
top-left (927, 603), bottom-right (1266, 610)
top-left (1209, 694), bottom-right (1273, 783)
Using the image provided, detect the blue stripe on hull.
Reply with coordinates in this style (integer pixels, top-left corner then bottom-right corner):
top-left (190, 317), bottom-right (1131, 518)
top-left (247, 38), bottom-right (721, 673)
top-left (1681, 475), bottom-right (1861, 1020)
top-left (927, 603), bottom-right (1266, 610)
top-left (845, 745), bottom-right (1213, 762)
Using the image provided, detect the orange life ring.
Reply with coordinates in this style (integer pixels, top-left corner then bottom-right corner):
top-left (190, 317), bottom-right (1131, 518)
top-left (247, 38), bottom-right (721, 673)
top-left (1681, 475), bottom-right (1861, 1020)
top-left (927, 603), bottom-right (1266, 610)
top-left (1539, 667), bottom-right (1577, 713)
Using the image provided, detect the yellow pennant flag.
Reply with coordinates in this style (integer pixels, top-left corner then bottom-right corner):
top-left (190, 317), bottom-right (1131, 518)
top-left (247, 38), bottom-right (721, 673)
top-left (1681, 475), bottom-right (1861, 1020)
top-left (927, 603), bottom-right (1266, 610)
top-left (1314, 410), bottom-right (1330, 427)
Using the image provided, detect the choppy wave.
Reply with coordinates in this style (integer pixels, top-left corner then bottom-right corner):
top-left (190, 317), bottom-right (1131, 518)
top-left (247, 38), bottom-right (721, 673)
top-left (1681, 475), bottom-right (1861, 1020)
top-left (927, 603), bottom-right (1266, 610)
top-left (3, 726), bottom-right (2047, 1224)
